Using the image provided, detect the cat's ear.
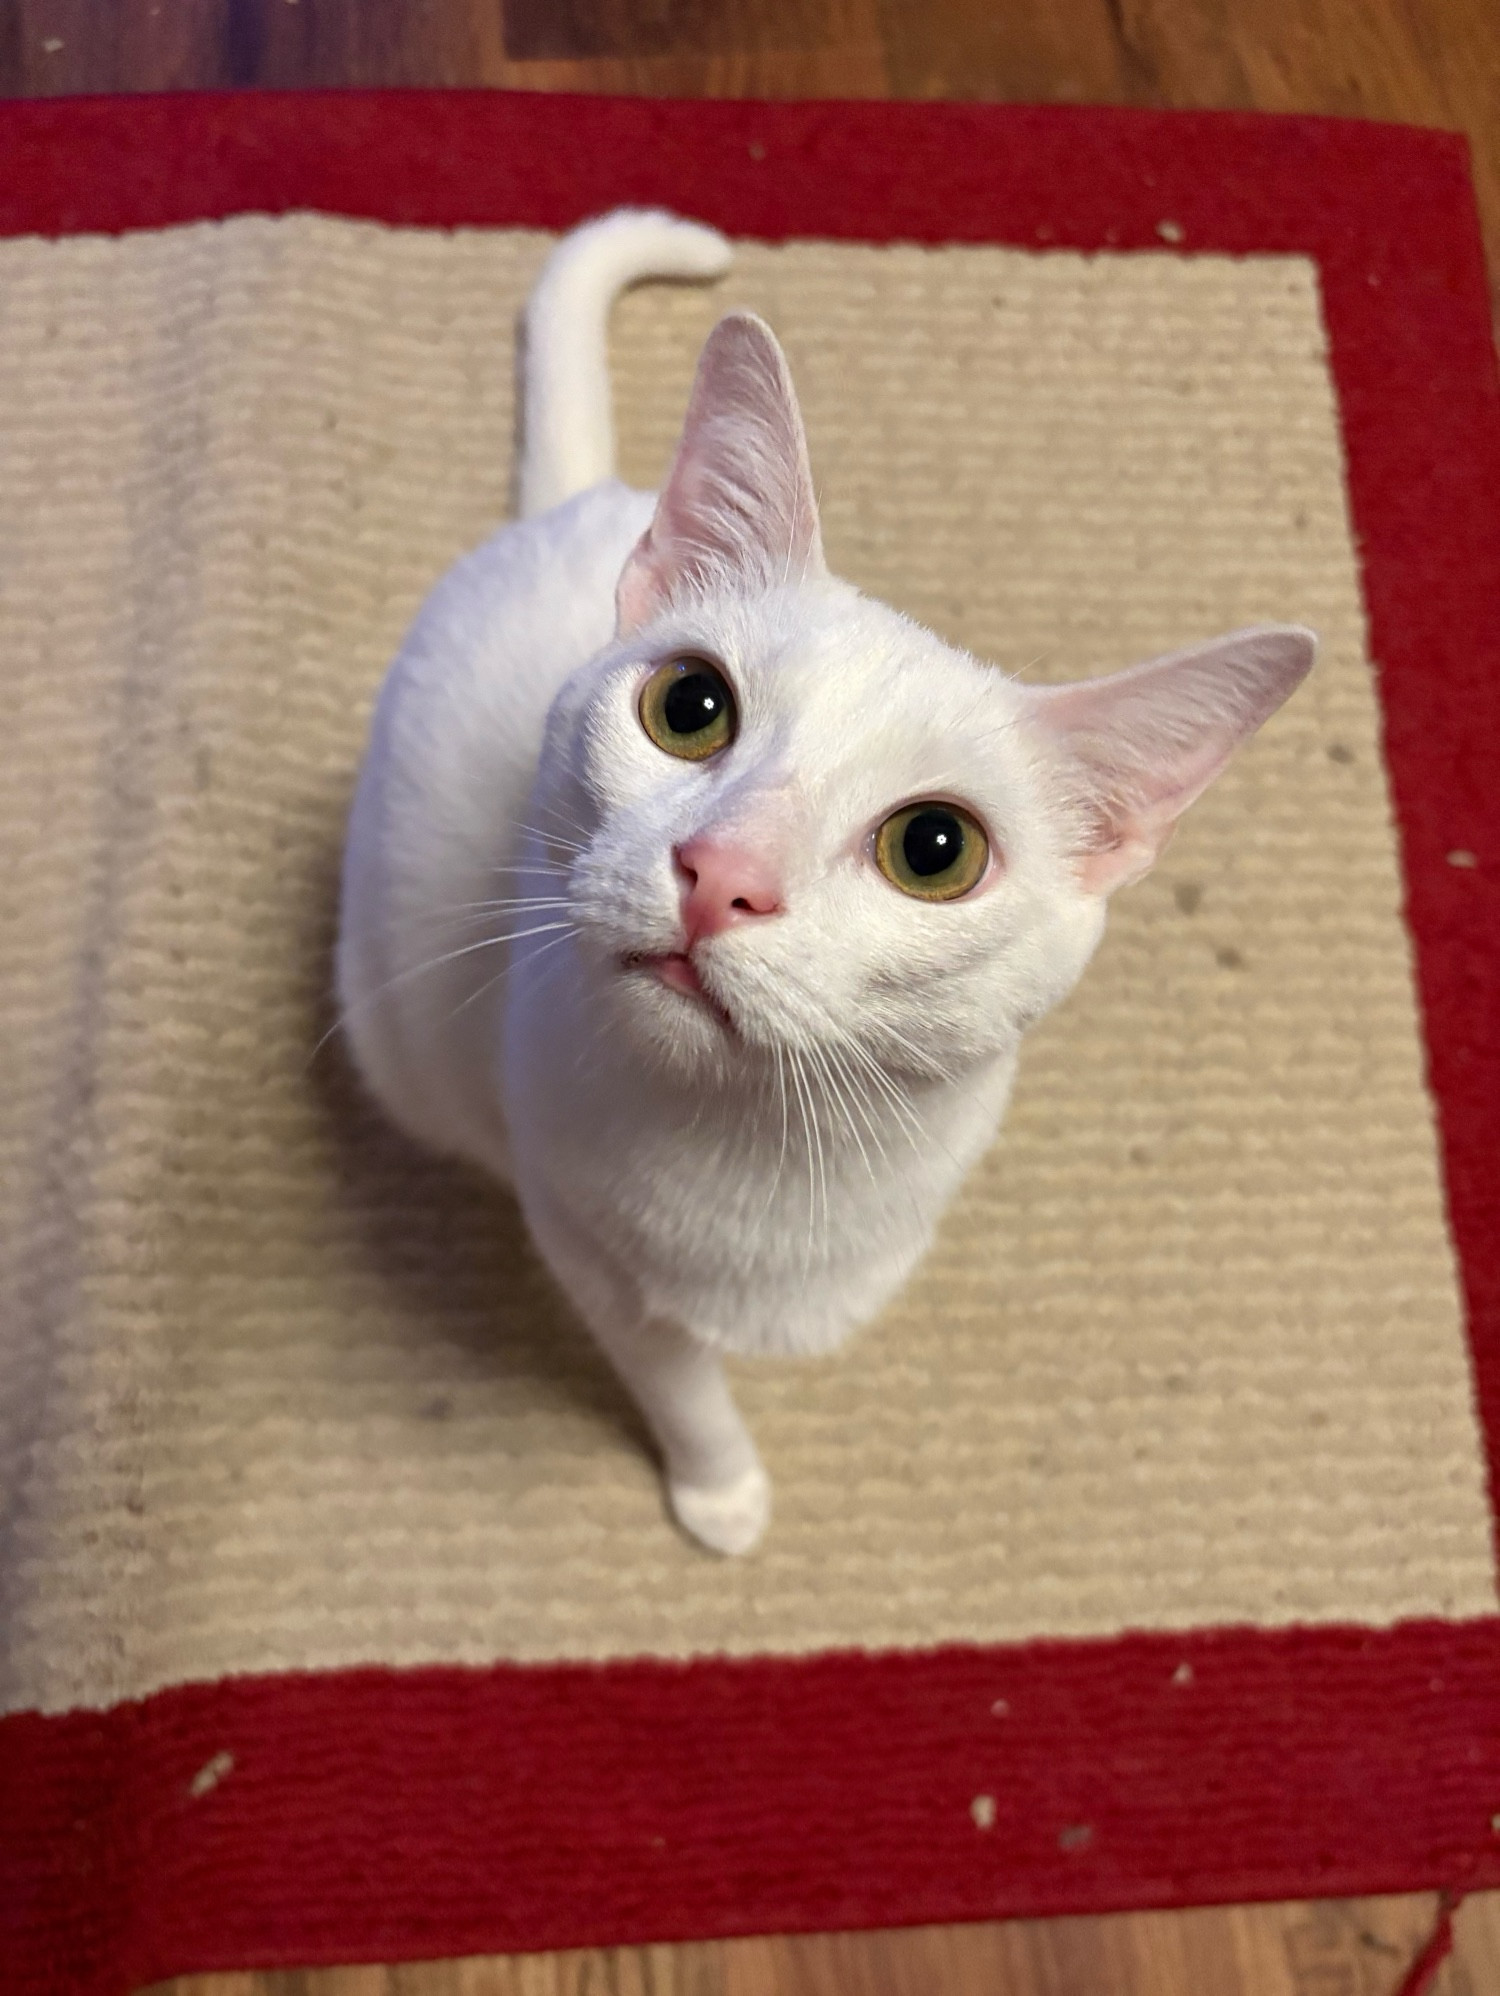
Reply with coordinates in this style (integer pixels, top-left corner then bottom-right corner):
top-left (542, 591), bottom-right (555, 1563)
top-left (1025, 625), bottom-right (1316, 894)
top-left (616, 311), bottom-right (825, 635)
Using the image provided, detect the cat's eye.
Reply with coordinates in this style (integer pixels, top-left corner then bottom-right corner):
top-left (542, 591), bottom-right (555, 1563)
top-left (874, 802), bottom-right (990, 902)
top-left (638, 656), bottom-right (737, 762)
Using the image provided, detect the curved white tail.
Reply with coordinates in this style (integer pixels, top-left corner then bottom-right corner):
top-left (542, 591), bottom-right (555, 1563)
top-left (519, 209), bottom-right (733, 519)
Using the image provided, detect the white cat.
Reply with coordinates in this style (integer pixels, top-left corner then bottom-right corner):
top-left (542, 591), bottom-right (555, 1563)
top-left (338, 210), bottom-right (1314, 1557)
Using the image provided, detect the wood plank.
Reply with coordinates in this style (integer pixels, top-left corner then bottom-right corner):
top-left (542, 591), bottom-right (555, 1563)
top-left (2, 0), bottom-right (1492, 303)
top-left (0, 0), bottom-right (889, 97)
top-left (500, 0), bottom-right (842, 63)
top-left (143, 1890), bottom-right (1500, 1993)
top-left (2, 0), bottom-right (1492, 302)
top-left (876, 0), bottom-right (1500, 312)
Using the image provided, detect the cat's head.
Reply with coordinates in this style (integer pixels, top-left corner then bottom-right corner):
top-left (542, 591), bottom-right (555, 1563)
top-left (533, 313), bottom-right (1314, 1088)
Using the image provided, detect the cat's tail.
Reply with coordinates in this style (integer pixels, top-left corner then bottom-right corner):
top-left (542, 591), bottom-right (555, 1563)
top-left (519, 208), bottom-right (733, 519)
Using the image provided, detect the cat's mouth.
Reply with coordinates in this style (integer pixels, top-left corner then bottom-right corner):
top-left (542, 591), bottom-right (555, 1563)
top-left (622, 950), bottom-right (736, 1033)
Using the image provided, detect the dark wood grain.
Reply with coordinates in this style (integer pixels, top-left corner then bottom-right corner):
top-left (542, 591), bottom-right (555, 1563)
top-left (140, 1891), bottom-right (1499, 1994)
top-left (501, 0), bottom-right (840, 62)
top-left (876, 0), bottom-right (1500, 313)
top-left (3, 3), bottom-right (1495, 1992)
top-left (0, 0), bottom-right (1493, 305)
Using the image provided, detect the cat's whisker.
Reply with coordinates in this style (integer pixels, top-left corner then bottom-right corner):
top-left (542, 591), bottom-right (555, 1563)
top-left (755, 1043), bottom-right (792, 1226)
top-left (431, 897), bottom-right (576, 929)
top-left (785, 1047), bottom-right (820, 1277)
top-left (428, 894), bottom-right (575, 915)
top-left (531, 795), bottom-right (588, 834)
top-left (856, 1058), bottom-right (930, 1154)
top-left (828, 1033), bottom-right (913, 1151)
top-left (753, 953), bottom-right (936, 1143)
top-left (307, 920), bottom-right (576, 1070)
top-left (447, 923), bottom-right (577, 1023)
top-left (484, 860), bottom-right (575, 879)
top-left (518, 802), bottom-right (590, 853)
top-left (819, 1033), bottom-right (921, 1240)
top-left (868, 1021), bottom-right (964, 1092)
top-left (825, 1035), bottom-right (929, 1232)
top-left (801, 1053), bottom-right (825, 1269)
top-left (569, 1001), bottom-right (620, 1082)
top-left (727, 951), bottom-right (941, 1204)
top-left (804, 1047), bottom-right (834, 1258)
top-left (818, 1040), bottom-right (881, 1191)
top-left (454, 893), bottom-right (574, 907)
top-left (516, 833), bottom-right (587, 858)
top-left (807, 1038), bottom-right (874, 1196)
top-left (839, 1034), bottom-right (930, 1154)
top-left (798, 1043), bottom-right (835, 1206)
top-left (850, 1034), bottom-right (972, 1180)
top-left (773, 1043), bottom-right (791, 1201)
top-left (390, 920), bottom-right (576, 981)
top-left (508, 837), bottom-right (587, 870)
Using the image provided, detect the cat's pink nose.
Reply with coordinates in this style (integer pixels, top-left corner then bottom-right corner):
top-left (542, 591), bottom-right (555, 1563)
top-left (674, 837), bottom-right (784, 945)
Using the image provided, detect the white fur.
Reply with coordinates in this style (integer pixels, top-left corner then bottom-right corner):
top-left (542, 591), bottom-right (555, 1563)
top-left (338, 212), bottom-right (1316, 1556)
top-left (520, 210), bottom-right (733, 520)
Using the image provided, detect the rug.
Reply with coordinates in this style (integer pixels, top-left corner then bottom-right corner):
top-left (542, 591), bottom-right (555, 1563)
top-left (2, 93), bottom-right (1498, 1996)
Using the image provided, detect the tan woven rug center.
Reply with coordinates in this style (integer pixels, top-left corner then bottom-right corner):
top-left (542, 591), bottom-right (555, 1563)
top-left (1, 217), bottom-right (1492, 1717)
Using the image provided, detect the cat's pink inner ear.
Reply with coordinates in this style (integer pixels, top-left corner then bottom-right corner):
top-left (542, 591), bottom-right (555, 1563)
top-left (1025, 626), bottom-right (1316, 895)
top-left (616, 311), bottom-right (826, 636)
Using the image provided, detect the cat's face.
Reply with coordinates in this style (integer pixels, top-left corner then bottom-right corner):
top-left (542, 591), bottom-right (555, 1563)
top-left (538, 578), bottom-right (1103, 1085)
top-left (529, 311), bottom-right (1312, 1090)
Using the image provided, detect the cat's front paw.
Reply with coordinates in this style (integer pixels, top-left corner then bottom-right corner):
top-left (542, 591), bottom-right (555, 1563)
top-left (669, 1462), bottom-right (771, 1557)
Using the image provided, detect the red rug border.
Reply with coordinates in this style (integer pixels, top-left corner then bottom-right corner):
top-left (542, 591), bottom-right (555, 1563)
top-left (12, 1621), bottom-right (1500, 1991)
top-left (2, 92), bottom-right (1498, 1994)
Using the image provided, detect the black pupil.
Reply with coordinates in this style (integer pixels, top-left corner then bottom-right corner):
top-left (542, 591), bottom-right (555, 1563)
top-left (902, 809), bottom-right (964, 877)
top-left (663, 669), bottom-right (725, 736)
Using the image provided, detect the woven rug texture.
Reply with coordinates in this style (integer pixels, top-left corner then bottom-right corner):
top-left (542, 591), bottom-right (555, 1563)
top-left (0, 216), bottom-right (1492, 1721)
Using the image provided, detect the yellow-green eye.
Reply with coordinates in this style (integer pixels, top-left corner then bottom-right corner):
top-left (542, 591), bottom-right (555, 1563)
top-left (875, 802), bottom-right (990, 901)
top-left (638, 656), bottom-right (737, 762)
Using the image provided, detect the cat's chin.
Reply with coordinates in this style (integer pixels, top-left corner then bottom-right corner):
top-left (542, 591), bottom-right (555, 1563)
top-left (612, 951), bottom-right (748, 1075)
top-left (621, 949), bottom-right (737, 1036)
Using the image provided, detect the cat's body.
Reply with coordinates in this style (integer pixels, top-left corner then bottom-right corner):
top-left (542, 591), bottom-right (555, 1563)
top-left (339, 211), bottom-right (1314, 1554)
top-left (341, 474), bottom-right (1002, 1352)
top-left (339, 479), bottom-right (651, 1183)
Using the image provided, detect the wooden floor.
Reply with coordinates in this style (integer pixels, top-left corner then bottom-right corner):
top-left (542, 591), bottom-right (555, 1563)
top-left (4, 0), bottom-right (1498, 312)
top-left (142, 1894), bottom-right (1500, 1996)
top-left (8, 3), bottom-right (1496, 1993)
